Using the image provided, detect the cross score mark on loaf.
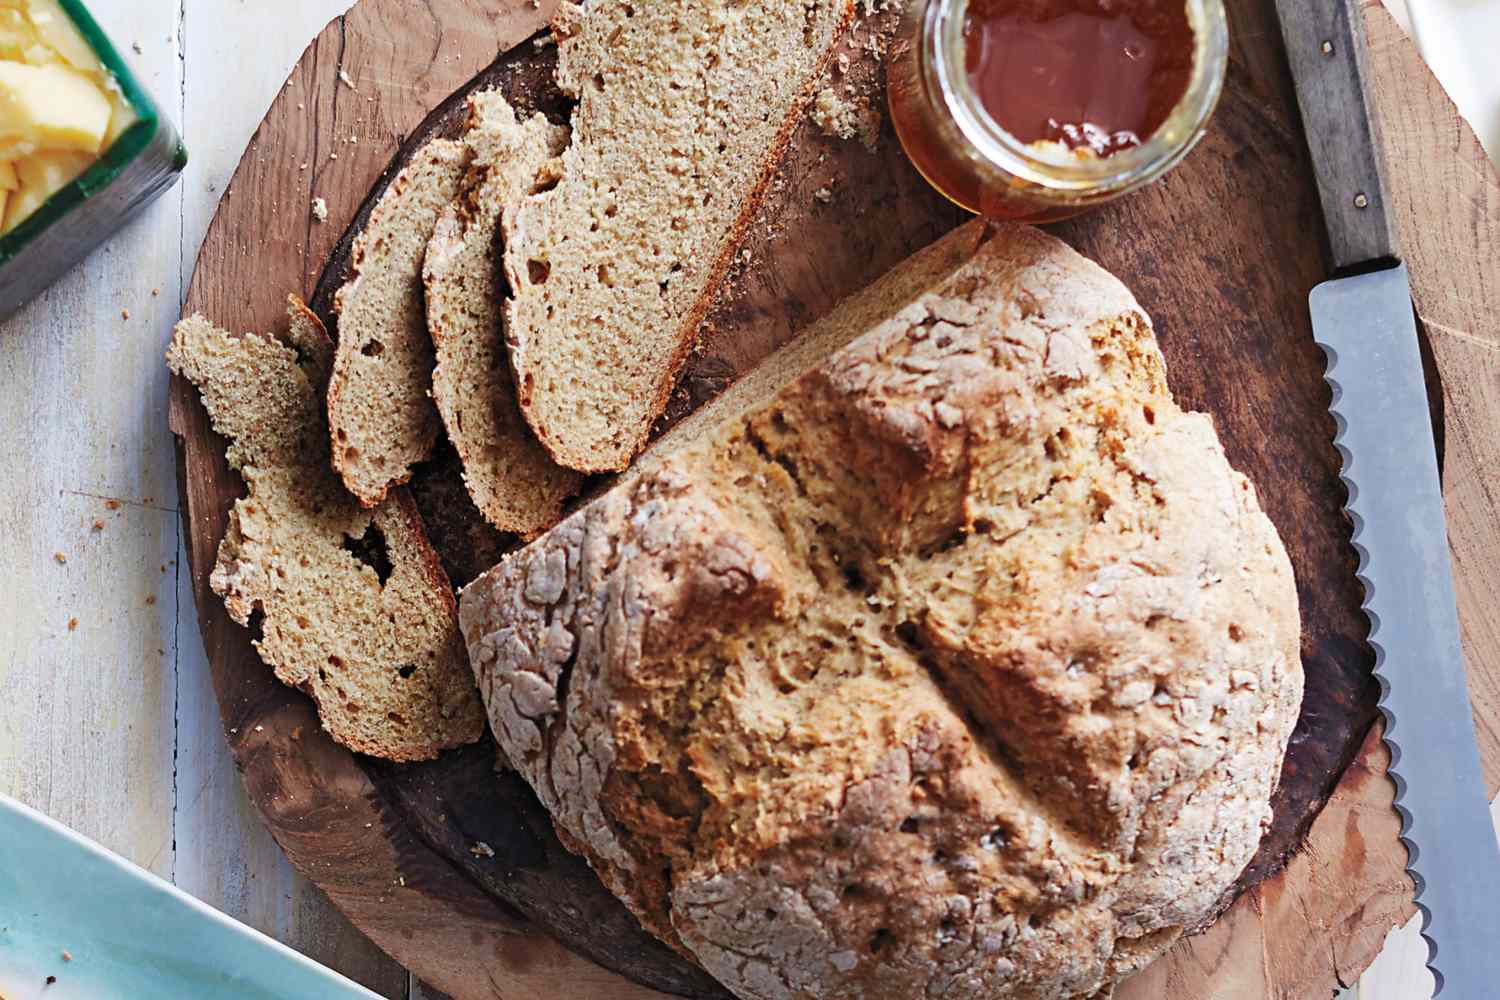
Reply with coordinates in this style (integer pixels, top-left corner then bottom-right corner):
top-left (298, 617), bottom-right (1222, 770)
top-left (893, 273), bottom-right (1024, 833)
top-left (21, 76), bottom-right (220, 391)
top-left (461, 222), bottom-right (1303, 999)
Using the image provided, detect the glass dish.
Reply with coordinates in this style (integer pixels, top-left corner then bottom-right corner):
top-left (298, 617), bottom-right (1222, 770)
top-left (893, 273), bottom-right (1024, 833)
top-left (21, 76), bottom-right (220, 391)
top-left (888, 0), bottom-right (1229, 221)
top-left (0, 0), bottom-right (187, 318)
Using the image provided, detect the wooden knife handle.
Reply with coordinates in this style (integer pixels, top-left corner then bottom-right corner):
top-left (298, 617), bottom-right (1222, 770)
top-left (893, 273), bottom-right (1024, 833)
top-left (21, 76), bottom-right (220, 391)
top-left (1273, 0), bottom-right (1400, 270)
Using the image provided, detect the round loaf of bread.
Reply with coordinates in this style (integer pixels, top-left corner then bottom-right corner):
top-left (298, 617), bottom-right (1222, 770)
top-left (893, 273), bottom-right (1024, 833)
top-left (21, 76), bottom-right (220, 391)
top-left (460, 222), bottom-right (1304, 999)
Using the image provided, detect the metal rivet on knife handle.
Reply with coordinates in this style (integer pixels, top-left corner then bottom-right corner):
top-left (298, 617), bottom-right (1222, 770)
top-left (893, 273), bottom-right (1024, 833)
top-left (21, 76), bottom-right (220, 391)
top-left (1274, 0), bottom-right (1398, 267)
top-left (1354, 192), bottom-right (1369, 208)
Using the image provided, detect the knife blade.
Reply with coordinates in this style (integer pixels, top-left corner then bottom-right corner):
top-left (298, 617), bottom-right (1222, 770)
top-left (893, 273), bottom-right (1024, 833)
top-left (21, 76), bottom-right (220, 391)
top-left (1272, 0), bottom-right (1500, 993)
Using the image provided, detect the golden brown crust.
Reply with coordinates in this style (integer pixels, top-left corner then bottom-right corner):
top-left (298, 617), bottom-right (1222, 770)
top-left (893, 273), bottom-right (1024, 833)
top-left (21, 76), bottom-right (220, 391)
top-left (462, 224), bottom-right (1303, 999)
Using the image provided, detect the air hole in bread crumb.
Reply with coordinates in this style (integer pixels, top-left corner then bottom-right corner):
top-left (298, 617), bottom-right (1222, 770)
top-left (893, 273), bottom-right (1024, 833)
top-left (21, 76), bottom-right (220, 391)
top-left (764, 908), bottom-right (778, 921)
top-left (361, 339), bottom-right (384, 357)
top-left (591, 72), bottom-right (605, 92)
top-left (528, 259), bottom-right (551, 284)
top-left (979, 827), bottom-right (1008, 850)
top-left (387, 711), bottom-right (405, 724)
top-left (893, 621), bottom-right (924, 652)
top-left (343, 525), bottom-right (394, 585)
top-left (927, 529), bottom-right (967, 557)
top-left (1228, 623), bottom-right (1245, 642)
top-left (398, 664), bottom-right (417, 679)
top-left (598, 264), bottom-right (614, 287)
top-left (1145, 613), bottom-right (1166, 630)
top-left (841, 562), bottom-right (871, 593)
top-left (1090, 488), bottom-right (1113, 522)
top-left (604, 203), bottom-right (618, 218)
top-left (899, 816), bottom-right (919, 834)
top-left (1143, 404), bottom-right (1156, 425)
top-left (870, 928), bottom-right (891, 952)
top-left (1127, 752), bottom-right (1142, 770)
top-left (329, 655), bottom-right (343, 668)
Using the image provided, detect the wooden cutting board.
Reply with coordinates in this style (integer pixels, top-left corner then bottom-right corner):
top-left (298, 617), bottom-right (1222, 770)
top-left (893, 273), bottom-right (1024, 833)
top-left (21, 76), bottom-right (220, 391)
top-left (170, 0), bottom-right (1500, 997)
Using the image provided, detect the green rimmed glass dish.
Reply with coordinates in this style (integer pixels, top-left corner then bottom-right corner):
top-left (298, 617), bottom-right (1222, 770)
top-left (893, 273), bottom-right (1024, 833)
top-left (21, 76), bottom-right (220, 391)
top-left (0, 0), bottom-right (187, 318)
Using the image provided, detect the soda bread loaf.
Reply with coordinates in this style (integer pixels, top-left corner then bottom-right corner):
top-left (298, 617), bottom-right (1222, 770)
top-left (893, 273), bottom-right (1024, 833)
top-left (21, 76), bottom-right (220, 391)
top-left (328, 138), bottom-right (470, 507)
top-left (170, 297), bottom-right (483, 762)
top-left (460, 222), bottom-right (1303, 999)
top-left (424, 90), bottom-right (580, 538)
top-left (502, 0), bottom-right (856, 473)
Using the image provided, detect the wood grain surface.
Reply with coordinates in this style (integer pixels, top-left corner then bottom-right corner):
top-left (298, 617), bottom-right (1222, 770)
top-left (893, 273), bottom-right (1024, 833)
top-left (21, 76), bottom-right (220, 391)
top-left (165, 2), bottom-right (1500, 999)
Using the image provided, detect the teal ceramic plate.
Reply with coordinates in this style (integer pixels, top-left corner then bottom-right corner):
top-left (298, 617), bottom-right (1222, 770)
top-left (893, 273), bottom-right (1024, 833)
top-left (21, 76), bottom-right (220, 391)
top-left (0, 794), bottom-right (381, 999)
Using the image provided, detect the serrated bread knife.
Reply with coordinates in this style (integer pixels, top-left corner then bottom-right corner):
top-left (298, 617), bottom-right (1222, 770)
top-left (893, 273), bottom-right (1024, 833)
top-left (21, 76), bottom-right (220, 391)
top-left (1272, 0), bottom-right (1500, 992)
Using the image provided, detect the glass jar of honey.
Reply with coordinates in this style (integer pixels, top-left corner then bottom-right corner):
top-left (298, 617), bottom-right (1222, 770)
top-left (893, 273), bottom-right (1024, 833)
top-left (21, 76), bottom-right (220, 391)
top-left (888, 0), bottom-right (1228, 221)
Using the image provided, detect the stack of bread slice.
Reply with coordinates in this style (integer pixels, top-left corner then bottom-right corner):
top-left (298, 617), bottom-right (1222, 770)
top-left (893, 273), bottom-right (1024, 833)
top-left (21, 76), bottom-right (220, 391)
top-left (168, 297), bottom-right (482, 761)
top-left (173, 0), bottom-right (855, 760)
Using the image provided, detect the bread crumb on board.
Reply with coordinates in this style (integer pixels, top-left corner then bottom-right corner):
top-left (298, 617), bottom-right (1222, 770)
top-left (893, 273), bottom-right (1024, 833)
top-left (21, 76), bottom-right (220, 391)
top-left (810, 87), bottom-right (881, 151)
top-left (311, 197), bottom-right (329, 222)
top-left (92, 519), bottom-right (104, 531)
top-left (469, 841), bottom-right (495, 859)
top-left (67, 617), bottom-right (78, 631)
top-left (104, 498), bottom-right (121, 511)
top-left (338, 69), bottom-right (356, 90)
top-left (53, 552), bottom-right (66, 565)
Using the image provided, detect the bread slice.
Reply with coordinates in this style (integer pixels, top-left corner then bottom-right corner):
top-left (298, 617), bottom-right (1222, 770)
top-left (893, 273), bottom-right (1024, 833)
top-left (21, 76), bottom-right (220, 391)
top-left (169, 297), bottom-right (483, 762)
top-left (424, 91), bottom-right (580, 538)
top-left (328, 139), bottom-right (471, 507)
top-left (502, 0), bottom-right (856, 472)
top-left (461, 222), bottom-right (1302, 996)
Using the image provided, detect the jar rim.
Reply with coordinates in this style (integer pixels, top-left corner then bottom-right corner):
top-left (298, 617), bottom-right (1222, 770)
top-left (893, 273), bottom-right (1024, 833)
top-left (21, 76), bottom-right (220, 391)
top-left (927, 0), bottom-right (1230, 193)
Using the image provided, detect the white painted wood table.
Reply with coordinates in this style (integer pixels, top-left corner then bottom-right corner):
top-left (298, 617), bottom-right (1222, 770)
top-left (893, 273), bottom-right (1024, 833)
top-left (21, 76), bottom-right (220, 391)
top-left (0, 3), bottom-right (1494, 999)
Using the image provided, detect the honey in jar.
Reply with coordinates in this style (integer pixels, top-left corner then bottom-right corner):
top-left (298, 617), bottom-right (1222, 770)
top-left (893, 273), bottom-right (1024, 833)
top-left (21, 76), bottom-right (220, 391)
top-left (888, 0), bottom-right (1227, 220)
